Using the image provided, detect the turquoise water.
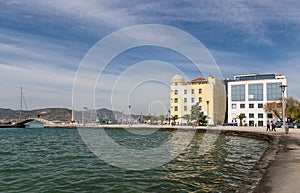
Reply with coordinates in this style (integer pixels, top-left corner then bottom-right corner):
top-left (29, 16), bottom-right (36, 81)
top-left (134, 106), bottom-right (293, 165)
top-left (0, 128), bottom-right (268, 192)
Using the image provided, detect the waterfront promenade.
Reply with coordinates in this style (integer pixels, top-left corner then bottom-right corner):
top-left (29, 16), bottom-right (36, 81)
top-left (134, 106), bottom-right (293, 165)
top-left (219, 126), bottom-right (300, 193)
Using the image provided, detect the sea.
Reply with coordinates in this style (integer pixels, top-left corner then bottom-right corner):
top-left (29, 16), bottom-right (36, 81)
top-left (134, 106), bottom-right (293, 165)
top-left (0, 127), bottom-right (268, 193)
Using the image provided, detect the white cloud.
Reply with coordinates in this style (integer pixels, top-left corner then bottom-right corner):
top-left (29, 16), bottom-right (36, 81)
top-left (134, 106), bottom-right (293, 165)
top-left (1, 0), bottom-right (300, 112)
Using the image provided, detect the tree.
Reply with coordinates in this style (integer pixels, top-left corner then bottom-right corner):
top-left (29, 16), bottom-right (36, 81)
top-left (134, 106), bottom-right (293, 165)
top-left (159, 115), bottom-right (165, 124)
top-left (191, 102), bottom-right (207, 126)
top-left (236, 114), bottom-right (246, 126)
top-left (182, 114), bottom-right (191, 125)
top-left (264, 97), bottom-right (300, 122)
top-left (171, 115), bottom-right (178, 124)
top-left (286, 98), bottom-right (300, 122)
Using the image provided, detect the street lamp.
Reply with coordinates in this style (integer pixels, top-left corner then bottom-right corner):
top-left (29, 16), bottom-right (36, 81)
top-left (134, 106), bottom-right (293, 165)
top-left (168, 109), bottom-right (171, 125)
top-left (128, 105), bottom-right (131, 126)
top-left (279, 85), bottom-right (288, 134)
top-left (206, 101), bottom-right (210, 126)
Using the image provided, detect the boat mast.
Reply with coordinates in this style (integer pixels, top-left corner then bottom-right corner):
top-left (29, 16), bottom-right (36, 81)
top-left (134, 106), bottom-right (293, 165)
top-left (19, 86), bottom-right (23, 120)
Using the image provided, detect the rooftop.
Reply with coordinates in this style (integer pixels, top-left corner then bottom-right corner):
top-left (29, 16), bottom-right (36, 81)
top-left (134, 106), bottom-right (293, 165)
top-left (233, 73), bottom-right (285, 81)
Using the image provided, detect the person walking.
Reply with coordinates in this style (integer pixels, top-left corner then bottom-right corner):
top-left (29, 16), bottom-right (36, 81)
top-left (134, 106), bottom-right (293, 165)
top-left (271, 121), bottom-right (276, 132)
top-left (266, 120), bottom-right (270, 131)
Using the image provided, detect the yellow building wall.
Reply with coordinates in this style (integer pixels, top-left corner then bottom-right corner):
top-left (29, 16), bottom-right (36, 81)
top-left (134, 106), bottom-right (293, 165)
top-left (170, 76), bottom-right (226, 125)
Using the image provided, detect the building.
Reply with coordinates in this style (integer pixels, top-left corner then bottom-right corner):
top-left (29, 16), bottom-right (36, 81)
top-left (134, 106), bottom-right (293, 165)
top-left (227, 74), bottom-right (287, 126)
top-left (170, 74), bottom-right (226, 125)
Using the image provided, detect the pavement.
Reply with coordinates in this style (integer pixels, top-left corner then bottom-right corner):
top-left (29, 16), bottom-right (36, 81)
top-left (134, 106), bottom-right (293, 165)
top-left (220, 126), bottom-right (300, 193)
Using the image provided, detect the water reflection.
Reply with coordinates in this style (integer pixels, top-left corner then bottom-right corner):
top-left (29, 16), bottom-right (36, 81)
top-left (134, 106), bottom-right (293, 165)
top-left (0, 128), bottom-right (268, 193)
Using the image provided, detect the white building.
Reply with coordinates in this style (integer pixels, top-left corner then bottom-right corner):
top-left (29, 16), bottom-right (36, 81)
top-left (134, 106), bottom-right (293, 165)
top-left (227, 74), bottom-right (287, 127)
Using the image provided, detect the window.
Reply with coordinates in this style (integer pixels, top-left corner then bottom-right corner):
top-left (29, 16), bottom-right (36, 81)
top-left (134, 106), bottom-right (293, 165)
top-left (258, 103), bottom-right (263, 108)
top-left (191, 89), bottom-right (195, 94)
top-left (240, 104), bottom-right (245, 108)
top-left (231, 84), bottom-right (245, 101)
top-left (199, 97), bottom-right (202, 103)
top-left (249, 103), bottom-right (254, 108)
top-left (184, 106), bottom-right (187, 111)
top-left (184, 98), bottom-right (187, 103)
top-left (249, 113), bottom-right (254, 118)
top-left (232, 104), bottom-right (237, 109)
top-left (267, 82), bottom-right (282, 101)
top-left (174, 90), bottom-right (178, 95)
top-left (184, 89), bottom-right (187, 95)
top-left (199, 89), bottom-right (202, 94)
top-left (174, 106), bottom-right (178, 111)
top-left (240, 113), bottom-right (245, 117)
top-left (174, 98), bottom-right (178, 103)
top-left (258, 113), bottom-right (263, 118)
top-left (258, 121), bottom-right (263, 126)
top-left (199, 106), bottom-right (202, 111)
top-left (267, 113), bottom-right (273, 119)
top-left (249, 121), bottom-right (254, 126)
top-left (191, 97), bottom-right (195, 103)
top-left (248, 84), bottom-right (263, 101)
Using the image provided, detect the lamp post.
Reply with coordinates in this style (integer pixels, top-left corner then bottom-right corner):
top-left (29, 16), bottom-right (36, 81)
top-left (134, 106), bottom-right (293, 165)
top-left (279, 85), bottom-right (288, 134)
top-left (128, 105), bottom-right (131, 127)
top-left (168, 109), bottom-right (171, 125)
top-left (206, 101), bottom-right (210, 126)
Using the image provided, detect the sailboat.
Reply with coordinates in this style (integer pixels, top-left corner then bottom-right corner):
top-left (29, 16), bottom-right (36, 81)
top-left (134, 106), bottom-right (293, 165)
top-left (19, 86), bottom-right (28, 121)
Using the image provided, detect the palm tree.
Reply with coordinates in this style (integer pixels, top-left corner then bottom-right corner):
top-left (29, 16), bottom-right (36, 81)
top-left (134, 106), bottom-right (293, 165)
top-left (170, 115), bottom-right (178, 125)
top-left (236, 114), bottom-right (246, 126)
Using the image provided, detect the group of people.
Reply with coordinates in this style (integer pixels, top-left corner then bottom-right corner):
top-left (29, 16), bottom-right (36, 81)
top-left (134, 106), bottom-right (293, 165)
top-left (266, 120), bottom-right (276, 132)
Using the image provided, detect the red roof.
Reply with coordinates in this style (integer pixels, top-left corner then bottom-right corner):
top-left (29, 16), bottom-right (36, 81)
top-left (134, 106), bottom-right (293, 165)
top-left (190, 77), bottom-right (206, 82)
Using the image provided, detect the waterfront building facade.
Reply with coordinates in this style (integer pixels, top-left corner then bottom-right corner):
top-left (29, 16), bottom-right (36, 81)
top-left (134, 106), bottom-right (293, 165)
top-left (170, 74), bottom-right (226, 125)
top-left (227, 74), bottom-right (287, 126)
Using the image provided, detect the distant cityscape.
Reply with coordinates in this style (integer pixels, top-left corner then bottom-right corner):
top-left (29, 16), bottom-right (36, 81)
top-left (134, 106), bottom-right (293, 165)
top-left (0, 73), bottom-right (292, 128)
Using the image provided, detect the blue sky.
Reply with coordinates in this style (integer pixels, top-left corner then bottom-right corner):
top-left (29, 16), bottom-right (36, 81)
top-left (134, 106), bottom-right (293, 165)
top-left (1, 0), bottom-right (300, 115)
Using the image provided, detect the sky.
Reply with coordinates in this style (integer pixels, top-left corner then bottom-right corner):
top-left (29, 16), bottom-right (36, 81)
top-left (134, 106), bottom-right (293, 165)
top-left (1, 0), bottom-right (300, 116)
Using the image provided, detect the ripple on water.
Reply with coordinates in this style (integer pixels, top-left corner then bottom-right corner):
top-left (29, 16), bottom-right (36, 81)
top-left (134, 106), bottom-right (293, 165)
top-left (0, 128), bottom-right (268, 193)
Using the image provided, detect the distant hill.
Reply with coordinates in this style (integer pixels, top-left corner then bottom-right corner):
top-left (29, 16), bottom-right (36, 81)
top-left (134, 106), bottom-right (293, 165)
top-left (0, 107), bottom-right (126, 123)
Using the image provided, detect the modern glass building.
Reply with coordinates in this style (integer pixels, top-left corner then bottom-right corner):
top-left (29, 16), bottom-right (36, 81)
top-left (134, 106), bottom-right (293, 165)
top-left (227, 74), bottom-right (287, 126)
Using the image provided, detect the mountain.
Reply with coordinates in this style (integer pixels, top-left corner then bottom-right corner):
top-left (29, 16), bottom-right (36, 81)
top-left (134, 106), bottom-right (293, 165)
top-left (0, 107), bottom-right (124, 123)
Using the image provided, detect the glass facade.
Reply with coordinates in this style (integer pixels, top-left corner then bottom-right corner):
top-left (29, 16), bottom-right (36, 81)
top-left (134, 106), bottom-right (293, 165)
top-left (231, 85), bottom-right (245, 101)
top-left (267, 82), bottom-right (282, 101)
top-left (236, 74), bottom-right (275, 81)
top-left (248, 84), bottom-right (263, 101)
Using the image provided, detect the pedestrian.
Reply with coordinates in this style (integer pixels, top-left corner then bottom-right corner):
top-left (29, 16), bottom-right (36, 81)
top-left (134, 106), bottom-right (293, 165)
top-left (266, 120), bottom-right (270, 131)
top-left (271, 121), bottom-right (276, 132)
